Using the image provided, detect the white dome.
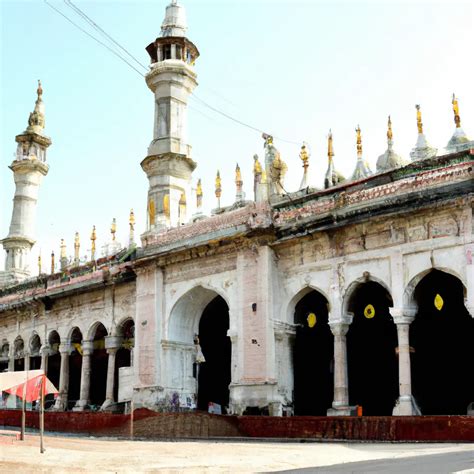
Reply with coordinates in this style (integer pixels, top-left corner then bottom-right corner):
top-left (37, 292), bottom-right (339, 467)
top-left (161, 1), bottom-right (187, 37)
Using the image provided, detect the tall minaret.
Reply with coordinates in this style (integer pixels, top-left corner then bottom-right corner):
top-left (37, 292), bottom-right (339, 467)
top-left (0, 81), bottom-right (51, 284)
top-left (141, 0), bottom-right (199, 231)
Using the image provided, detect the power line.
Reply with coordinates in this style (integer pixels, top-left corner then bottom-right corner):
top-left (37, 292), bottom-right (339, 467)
top-left (64, 0), bottom-right (148, 73)
top-left (43, 0), bottom-right (302, 146)
top-left (43, 0), bottom-right (145, 78)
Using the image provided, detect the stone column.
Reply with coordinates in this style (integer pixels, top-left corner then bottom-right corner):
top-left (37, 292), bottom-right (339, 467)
top-left (392, 308), bottom-right (418, 415)
top-left (8, 345), bottom-right (14, 372)
top-left (328, 319), bottom-right (352, 416)
top-left (40, 345), bottom-right (50, 373)
top-left (24, 352), bottom-right (30, 371)
top-left (54, 344), bottom-right (70, 410)
top-left (74, 340), bottom-right (93, 411)
top-left (102, 336), bottom-right (121, 410)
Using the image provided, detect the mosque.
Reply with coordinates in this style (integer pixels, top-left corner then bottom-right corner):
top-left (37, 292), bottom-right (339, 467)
top-left (0, 0), bottom-right (473, 417)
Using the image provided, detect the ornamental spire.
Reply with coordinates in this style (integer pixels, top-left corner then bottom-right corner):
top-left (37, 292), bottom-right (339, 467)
top-left (416, 104), bottom-right (423, 134)
top-left (111, 218), bottom-right (117, 241)
top-left (196, 179), bottom-right (203, 210)
top-left (129, 209), bottom-right (135, 247)
top-left (215, 170), bottom-right (222, 209)
top-left (324, 130), bottom-right (345, 188)
top-left (299, 143), bottom-right (310, 189)
top-left (235, 163), bottom-right (243, 202)
top-left (90, 225), bottom-right (97, 261)
top-left (387, 116), bottom-right (393, 142)
top-left (452, 93), bottom-right (461, 128)
top-left (327, 129), bottom-right (334, 160)
top-left (351, 125), bottom-right (372, 181)
top-left (26, 79), bottom-right (46, 135)
top-left (74, 232), bottom-right (80, 264)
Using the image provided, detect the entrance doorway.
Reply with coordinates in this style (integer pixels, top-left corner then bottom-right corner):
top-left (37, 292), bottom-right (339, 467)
top-left (411, 270), bottom-right (474, 414)
top-left (293, 290), bottom-right (333, 415)
top-left (347, 281), bottom-right (398, 415)
top-left (197, 296), bottom-right (231, 413)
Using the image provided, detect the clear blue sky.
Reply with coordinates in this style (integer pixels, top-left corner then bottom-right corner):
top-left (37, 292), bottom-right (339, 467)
top-left (1, 0), bottom-right (473, 272)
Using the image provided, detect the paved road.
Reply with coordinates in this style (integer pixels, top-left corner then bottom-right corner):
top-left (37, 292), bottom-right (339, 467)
top-left (275, 450), bottom-right (474, 473)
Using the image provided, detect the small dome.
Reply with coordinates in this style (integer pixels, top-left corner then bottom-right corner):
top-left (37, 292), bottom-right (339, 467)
top-left (376, 141), bottom-right (409, 172)
top-left (161, 1), bottom-right (187, 37)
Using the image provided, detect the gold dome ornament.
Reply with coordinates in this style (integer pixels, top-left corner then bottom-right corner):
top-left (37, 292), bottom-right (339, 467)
top-left (364, 304), bottom-right (375, 319)
top-left (307, 312), bottom-right (317, 328)
top-left (434, 293), bottom-right (444, 311)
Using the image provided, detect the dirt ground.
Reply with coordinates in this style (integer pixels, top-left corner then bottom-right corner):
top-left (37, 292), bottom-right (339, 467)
top-left (0, 430), bottom-right (473, 473)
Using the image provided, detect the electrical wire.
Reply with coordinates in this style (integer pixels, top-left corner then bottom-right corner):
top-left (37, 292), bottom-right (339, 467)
top-left (64, 0), bottom-right (148, 73)
top-left (43, 0), bottom-right (303, 146)
top-left (43, 0), bottom-right (145, 78)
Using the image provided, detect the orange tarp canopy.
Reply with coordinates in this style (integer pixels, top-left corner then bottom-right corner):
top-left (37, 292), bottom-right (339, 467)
top-left (0, 370), bottom-right (58, 402)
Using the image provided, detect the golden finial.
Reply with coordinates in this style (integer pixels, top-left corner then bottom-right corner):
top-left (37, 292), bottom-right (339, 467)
top-left (452, 93), bottom-right (461, 128)
top-left (51, 251), bottom-right (55, 274)
top-left (416, 105), bottom-right (423, 134)
top-left (356, 125), bottom-right (362, 156)
top-left (90, 225), bottom-right (97, 260)
top-left (196, 179), bottom-right (203, 209)
top-left (60, 239), bottom-right (67, 260)
top-left (111, 218), bottom-right (117, 241)
top-left (327, 129), bottom-right (334, 159)
top-left (38, 253), bottom-right (42, 275)
top-left (387, 116), bottom-right (393, 141)
top-left (37, 79), bottom-right (43, 99)
top-left (235, 163), bottom-right (242, 184)
top-left (129, 210), bottom-right (135, 230)
top-left (299, 143), bottom-right (309, 169)
top-left (253, 155), bottom-right (262, 175)
top-left (215, 170), bottom-right (222, 207)
top-left (215, 170), bottom-right (222, 197)
top-left (74, 232), bottom-right (80, 263)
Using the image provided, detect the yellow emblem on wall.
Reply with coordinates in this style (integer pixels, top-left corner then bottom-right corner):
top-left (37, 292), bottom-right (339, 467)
top-left (434, 293), bottom-right (444, 311)
top-left (364, 304), bottom-right (375, 319)
top-left (307, 312), bottom-right (317, 328)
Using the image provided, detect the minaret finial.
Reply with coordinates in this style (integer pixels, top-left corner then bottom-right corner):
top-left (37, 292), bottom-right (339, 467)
top-left (215, 170), bottom-right (222, 209)
top-left (60, 239), bottom-right (67, 271)
top-left (452, 93), bottom-right (461, 128)
top-left (235, 163), bottom-right (243, 202)
top-left (299, 143), bottom-right (310, 189)
top-left (51, 251), bottom-right (55, 274)
top-left (328, 129), bottom-right (334, 159)
top-left (90, 225), bottom-right (97, 261)
top-left (74, 232), bottom-right (80, 264)
top-left (111, 218), bottom-right (117, 241)
top-left (38, 253), bottom-right (42, 275)
top-left (416, 105), bottom-right (423, 134)
top-left (129, 209), bottom-right (135, 246)
top-left (387, 116), bottom-right (393, 141)
top-left (37, 80), bottom-right (43, 99)
top-left (196, 179), bottom-right (203, 210)
top-left (356, 125), bottom-right (362, 156)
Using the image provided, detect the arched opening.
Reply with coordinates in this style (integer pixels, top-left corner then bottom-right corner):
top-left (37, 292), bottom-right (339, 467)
top-left (0, 343), bottom-right (9, 372)
top-left (29, 334), bottom-right (41, 370)
top-left (197, 295), bottom-right (231, 413)
top-left (90, 323), bottom-right (108, 408)
top-left (293, 289), bottom-right (333, 415)
top-left (411, 270), bottom-right (474, 414)
top-left (68, 328), bottom-right (83, 410)
top-left (114, 319), bottom-right (135, 402)
top-left (46, 331), bottom-right (61, 408)
top-left (347, 281), bottom-right (398, 415)
top-left (13, 337), bottom-right (24, 371)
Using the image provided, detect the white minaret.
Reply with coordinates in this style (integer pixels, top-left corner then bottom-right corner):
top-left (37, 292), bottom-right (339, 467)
top-left (0, 81), bottom-right (51, 285)
top-left (141, 0), bottom-right (199, 232)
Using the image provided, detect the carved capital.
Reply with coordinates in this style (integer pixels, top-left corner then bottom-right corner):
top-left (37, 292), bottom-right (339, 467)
top-left (329, 322), bottom-right (350, 337)
top-left (391, 307), bottom-right (416, 325)
top-left (104, 335), bottom-right (122, 351)
top-left (81, 340), bottom-right (94, 355)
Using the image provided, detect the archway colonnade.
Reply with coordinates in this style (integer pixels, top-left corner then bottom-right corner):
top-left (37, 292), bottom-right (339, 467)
top-left (1, 318), bottom-right (134, 411)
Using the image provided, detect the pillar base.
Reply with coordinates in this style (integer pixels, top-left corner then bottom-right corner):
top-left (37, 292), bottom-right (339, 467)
top-left (392, 396), bottom-right (421, 416)
top-left (73, 400), bottom-right (89, 411)
top-left (327, 405), bottom-right (355, 416)
top-left (100, 399), bottom-right (115, 411)
top-left (52, 398), bottom-right (67, 411)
